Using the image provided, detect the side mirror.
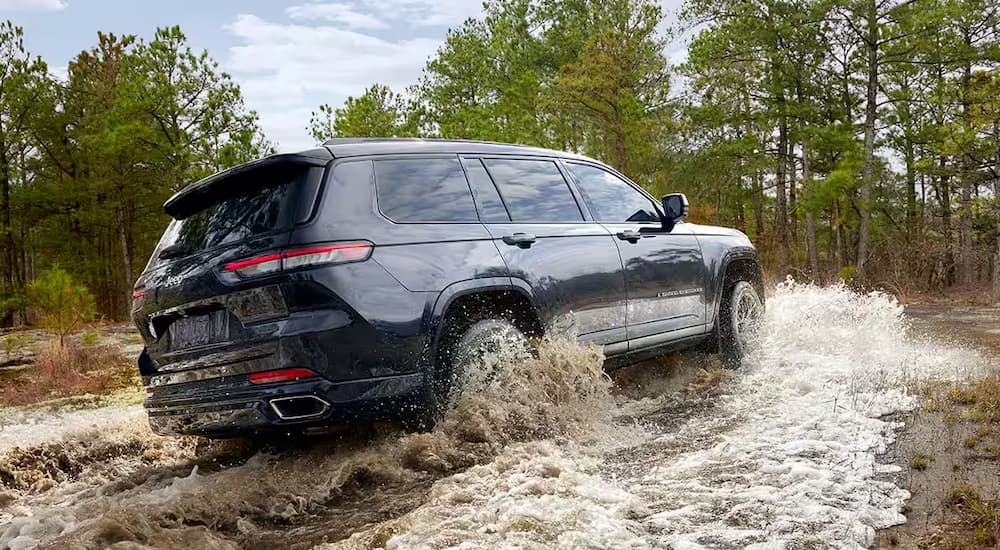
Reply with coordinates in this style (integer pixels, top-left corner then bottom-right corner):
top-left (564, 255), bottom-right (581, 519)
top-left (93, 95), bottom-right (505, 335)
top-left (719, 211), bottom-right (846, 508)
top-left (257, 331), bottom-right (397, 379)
top-left (661, 193), bottom-right (689, 228)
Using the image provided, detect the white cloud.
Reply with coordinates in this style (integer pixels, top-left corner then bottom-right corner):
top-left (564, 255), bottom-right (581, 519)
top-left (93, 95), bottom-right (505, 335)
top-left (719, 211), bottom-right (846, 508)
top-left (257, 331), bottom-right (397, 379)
top-left (366, 0), bottom-right (482, 27)
top-left (223, 0), bottom-right (687, 152)
top-left (0, 0), bottom-right (66, 10)
top-left (286, 3), bottom-right (389, 31)
top-left (287, 0), bottom-right (481, 30)
top-left (223, 13), bottom-right (443, 151)
top-left (49, 64), bottom-right (68, 83)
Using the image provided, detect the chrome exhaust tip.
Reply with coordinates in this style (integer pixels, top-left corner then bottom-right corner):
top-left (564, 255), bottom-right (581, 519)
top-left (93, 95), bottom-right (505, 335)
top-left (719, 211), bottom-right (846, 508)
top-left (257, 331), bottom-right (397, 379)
top-left (268, 395), bottom-right (331, 420)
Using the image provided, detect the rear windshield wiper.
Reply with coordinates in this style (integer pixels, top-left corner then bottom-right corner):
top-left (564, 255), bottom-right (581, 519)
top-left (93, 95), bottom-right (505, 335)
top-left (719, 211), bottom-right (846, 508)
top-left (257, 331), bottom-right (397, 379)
top-left (158, 243), bottom-right (189, 260)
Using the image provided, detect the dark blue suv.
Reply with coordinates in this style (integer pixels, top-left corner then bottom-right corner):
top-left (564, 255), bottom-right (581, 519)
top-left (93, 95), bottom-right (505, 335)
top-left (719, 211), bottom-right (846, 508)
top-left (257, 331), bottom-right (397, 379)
top-left (132, 139), bottom-right (764, 437)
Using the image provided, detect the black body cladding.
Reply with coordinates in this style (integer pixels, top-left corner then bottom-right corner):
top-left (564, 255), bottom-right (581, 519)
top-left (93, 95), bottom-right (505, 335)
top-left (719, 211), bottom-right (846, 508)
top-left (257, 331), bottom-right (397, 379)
top-left (132, 138), bottom-right (763, 437)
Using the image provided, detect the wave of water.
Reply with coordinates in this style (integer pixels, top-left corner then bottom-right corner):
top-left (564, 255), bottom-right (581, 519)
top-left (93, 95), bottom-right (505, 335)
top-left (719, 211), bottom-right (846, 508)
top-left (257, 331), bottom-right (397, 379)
top-left (0, 336), bottom-right (611, 549)
top-left (331, 281), bottom-right (985, 550)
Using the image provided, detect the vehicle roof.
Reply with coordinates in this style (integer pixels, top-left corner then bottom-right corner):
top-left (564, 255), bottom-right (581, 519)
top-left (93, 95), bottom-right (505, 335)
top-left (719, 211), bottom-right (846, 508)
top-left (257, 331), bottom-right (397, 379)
top-left (163, 139), bottom-right (605, 217)
top-left (321, 137), bottom-right (593, 161)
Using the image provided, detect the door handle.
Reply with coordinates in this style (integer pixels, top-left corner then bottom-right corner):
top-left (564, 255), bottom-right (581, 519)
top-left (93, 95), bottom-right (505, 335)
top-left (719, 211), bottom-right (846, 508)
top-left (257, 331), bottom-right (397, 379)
top-left (616, 230), bottom-right (641, 243)
top-left (502, 233), bottom-right (537, 249)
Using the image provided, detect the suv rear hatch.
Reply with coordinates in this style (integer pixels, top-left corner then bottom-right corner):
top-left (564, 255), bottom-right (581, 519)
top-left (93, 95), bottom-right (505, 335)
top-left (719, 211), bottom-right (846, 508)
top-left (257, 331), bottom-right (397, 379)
top-left (134, 153), bottom-right (329, 371)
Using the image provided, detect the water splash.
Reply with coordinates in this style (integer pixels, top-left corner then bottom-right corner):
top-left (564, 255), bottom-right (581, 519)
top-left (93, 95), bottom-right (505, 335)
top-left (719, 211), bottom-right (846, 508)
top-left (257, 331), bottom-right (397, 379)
top-left (628, 280), bottom-right (987, 548)
top-left (0, 337), bottom-right (611, 549)
top-left (1, 282), bottom-right (986, 550)
top-left (331, 281), bottom-right (986, 550)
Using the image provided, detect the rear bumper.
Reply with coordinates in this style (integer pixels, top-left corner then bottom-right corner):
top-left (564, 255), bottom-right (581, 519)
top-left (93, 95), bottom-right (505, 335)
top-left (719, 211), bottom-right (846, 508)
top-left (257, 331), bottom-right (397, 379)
top-left (145, 372), bottom-right (425, 437)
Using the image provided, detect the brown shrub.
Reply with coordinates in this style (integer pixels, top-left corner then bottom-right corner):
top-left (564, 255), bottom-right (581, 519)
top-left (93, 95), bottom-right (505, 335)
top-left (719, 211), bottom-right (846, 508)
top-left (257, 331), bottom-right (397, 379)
top-left (970, 376), bottom-right (1000, 423)
top-left (0, 340), bottom-right (135, 407)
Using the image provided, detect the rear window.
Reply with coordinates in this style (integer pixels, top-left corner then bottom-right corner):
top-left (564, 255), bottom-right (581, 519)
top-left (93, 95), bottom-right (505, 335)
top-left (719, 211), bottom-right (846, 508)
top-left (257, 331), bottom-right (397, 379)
top-left (153, 165), bottom-right (320, 259)
top-left (374, 158), bottom-right (478, 222)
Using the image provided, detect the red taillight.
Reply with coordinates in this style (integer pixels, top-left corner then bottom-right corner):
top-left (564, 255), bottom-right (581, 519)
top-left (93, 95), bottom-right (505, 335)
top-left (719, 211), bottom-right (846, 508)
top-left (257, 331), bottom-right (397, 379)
top-left (248, 368), bottom-right (318, 385)
top-left (223, 242), bottom-right (372, 277)
top-left (223, 253), bottom-right (282, 273)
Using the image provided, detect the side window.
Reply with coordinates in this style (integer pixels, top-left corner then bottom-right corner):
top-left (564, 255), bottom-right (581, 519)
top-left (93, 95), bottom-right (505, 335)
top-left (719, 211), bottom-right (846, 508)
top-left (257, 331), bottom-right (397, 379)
top-left (483, 159), bottom-right (583, 222)
top-left (374, 158), bottom-right (478, 222)
top-left (462, 158), bottom-right (510, 222)
top-left (566, 163), bottom-right (660, 223)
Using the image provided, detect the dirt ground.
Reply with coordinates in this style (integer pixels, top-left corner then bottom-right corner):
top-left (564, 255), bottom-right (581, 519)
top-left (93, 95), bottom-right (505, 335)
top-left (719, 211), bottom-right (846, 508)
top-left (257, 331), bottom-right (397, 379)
top-left (0, 324), bottom-right (143, 407)
top-left (878, 303), bottom-right (1000, 549)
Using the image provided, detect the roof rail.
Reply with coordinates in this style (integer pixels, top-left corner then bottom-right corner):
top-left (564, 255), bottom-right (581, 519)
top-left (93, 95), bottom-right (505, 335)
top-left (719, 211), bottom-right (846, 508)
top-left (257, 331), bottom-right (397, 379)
top-left (321, 137), bottom-right (536, 148)
top-left (322, 137), bottom-right (426, 146)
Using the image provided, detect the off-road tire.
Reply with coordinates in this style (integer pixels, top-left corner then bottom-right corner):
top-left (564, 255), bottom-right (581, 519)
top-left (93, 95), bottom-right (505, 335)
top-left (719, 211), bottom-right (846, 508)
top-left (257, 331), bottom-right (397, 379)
top-left (403, 317), bottom-right (526, 431)
top-left (719, 280), bottom-right (763, 368)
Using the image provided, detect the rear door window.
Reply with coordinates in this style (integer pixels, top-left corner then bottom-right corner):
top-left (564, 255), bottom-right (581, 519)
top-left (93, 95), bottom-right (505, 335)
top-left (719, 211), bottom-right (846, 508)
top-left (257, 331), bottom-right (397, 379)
top-left (566, 163), bottom-right (660, 223)
top-left (462, 158), bottom-right (510, 222)
top-left (374, 158), bottom-right (478, 222)
top-left (482, 159), bottom-right (583, 222)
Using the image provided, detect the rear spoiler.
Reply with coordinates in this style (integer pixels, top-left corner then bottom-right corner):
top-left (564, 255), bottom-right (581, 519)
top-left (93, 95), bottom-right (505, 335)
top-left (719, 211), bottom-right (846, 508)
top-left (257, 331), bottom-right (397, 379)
top-left (163, 150), bottom-right (332, 219)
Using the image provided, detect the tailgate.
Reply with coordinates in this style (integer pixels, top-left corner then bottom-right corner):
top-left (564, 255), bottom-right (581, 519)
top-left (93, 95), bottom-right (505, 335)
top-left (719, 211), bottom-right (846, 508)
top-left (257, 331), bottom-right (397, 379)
top-left (134, 156), bottom-right (327, 370)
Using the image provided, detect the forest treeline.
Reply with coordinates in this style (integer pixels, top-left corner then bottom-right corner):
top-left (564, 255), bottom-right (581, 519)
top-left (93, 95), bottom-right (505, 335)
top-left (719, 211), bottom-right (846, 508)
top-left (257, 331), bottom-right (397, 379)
top-left (0, 25), bottom-right (272, 323)
top-left (1, 0), bottom-right (999, 323)
top-left (310, 0), bottom-right (1000, 294)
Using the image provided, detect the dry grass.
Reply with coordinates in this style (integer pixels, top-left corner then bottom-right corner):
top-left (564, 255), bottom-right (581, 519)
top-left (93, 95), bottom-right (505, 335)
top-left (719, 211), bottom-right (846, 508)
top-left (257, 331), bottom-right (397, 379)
top-left (968, 377), bottom-right (1000, 423)
top-left (911, 453), bottom-right (932, 471)
top-left (905, 284), bottom-right (1000, 306)
top-left (893, 378), bottom-right (1000, 549)
top-left (0, 339), bottom-right (136, 407)
top-left (942, 485), bottom-right (1000, 548)
top-left (948, 386), bottom-right (979, 406)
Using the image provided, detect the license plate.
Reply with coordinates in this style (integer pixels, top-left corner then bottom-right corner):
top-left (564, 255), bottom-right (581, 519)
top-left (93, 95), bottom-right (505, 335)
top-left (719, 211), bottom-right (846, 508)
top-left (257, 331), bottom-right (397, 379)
top-left (169, 310), bottom-right (229, 350)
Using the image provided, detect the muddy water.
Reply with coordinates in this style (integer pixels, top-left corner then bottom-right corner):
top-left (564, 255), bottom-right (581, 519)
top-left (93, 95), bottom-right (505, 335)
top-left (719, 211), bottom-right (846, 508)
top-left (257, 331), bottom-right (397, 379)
top-left (1, 339), bottom-right (613, 549)
top-left (0, 282), bottom-right (990, 549)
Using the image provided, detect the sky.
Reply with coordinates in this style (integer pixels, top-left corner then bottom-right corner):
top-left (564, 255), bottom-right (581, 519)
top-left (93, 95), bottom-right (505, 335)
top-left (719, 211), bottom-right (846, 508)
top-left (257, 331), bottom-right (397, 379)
top-left (1, 0), bottom-right (686, 152)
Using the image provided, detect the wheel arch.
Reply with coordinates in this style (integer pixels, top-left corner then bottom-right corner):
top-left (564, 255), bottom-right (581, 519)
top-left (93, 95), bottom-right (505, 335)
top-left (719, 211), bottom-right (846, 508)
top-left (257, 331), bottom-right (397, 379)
top-left (422, 277), bottom-right (544, 375)
top-left (710, 248), bottom-right (765, 325)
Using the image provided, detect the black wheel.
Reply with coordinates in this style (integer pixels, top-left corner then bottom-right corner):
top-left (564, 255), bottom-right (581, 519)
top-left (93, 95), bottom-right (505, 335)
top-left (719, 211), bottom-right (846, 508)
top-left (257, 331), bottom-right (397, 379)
top-left (403, 317), bottom-right (527, 431)
top-left (718, 280), bottom-right (763, 368)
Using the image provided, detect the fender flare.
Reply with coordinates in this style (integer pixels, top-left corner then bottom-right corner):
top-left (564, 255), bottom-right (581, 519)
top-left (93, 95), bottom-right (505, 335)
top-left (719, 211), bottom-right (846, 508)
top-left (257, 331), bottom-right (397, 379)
top-left (418, 277), bottom-right (538, 375)
top-left (429, 277), bottom-right (536, 321)
top-left (709, 247), bottom-right (763, 325)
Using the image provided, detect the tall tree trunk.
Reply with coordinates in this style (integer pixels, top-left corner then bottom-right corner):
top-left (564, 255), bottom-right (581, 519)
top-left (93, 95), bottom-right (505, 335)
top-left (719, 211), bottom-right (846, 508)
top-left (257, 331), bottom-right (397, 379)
top-left (994, 140), bottom-right (1000, 299)
top-left (856, 0), bottom-right (878, 278)
top-left (716, 187), bottom-right (722, 225)
top-left (776, 108), bottom-right (789, 268)
top-left (899, 98), bottom-right (918, 228)
top-left (939, 161), bottom-right (955, 285)
top-left (834, 197), bottom-right (845, 270)
top-left (991, 122), bottom-right (1000, 298)
top-left (789, 144), bottom-right (798, 250)
top-left (803, 141), bottom-right (819, 278)
top-left (117, 207), bottom-right (133, 318)
top-left (958, 48), bottom-right (975, 285)
top-left (960, 183), bottom-right (973, 284)
top-left (905, 142), bottom-right (917, 217)
top-left (752, 170), bottom-right (764, 240)
top-left (0, 142), bottom-right (13, 327)
top-left (994, 199), bottom-right (1000, 299)
top-left (735, 193), bottom-right (745, 231)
